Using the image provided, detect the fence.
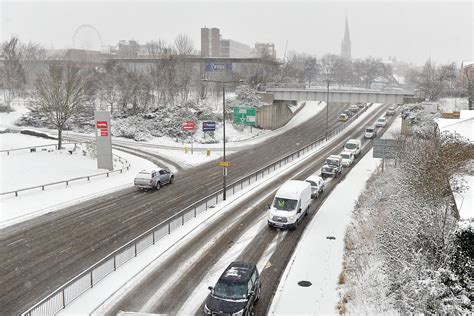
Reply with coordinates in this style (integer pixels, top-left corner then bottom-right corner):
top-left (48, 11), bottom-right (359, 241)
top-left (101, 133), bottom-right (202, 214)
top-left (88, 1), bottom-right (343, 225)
top-left (1, 147), bottom-right (131, 197)
top-left (0, 142), bottom-right (83, 156)
top-left (21, 105), bottom-right (370, 316)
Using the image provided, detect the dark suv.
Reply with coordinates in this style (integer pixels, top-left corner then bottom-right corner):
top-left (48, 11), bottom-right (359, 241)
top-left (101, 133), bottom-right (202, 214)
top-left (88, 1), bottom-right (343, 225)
top-left (204, 262), bottom-right (261, 315)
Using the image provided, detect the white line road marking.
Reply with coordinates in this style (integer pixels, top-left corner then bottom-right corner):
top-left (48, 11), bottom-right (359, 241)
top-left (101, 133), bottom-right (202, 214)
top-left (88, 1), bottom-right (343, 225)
top-left (257, 231), bottom-right (287, 273)
top-left (7, 238), bottom-right (25, 247)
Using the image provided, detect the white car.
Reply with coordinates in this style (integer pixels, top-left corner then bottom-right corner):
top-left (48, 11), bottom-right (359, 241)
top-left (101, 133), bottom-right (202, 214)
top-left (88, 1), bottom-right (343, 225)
top-left (375, 117), bottom-right (387, 128)
top-left (344, 139), bottom-right (362, 157)
top-left (305, 175), bottom-right (325, 198)
top-left (340, 151), bottom-right (355, 167)
top-left (364, 126), bottom-right (377, 139)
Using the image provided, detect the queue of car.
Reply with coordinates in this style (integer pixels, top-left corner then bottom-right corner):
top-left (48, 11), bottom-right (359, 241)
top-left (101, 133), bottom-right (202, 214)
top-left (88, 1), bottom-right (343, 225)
top-left (338, 103), bottom-right (368, 122)
top-left (222, 105), bottom-right (395, 314)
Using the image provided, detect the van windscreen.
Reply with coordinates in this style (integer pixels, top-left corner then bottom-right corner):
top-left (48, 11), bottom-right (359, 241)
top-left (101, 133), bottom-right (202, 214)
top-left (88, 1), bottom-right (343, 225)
top-left (273, 198), bottom-right (298, 211)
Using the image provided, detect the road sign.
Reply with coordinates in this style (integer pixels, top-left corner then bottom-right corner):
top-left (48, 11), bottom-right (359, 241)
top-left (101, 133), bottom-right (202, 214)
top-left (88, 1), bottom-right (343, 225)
top-left (373, 139), bottom-right (398, 159)
top-left (233, 107), bottom-right (257, 125)
top-left (96, 120), bottom-right (109, 137)
top-left (182, 120), bottom-right (196, 131)
top-left (218, 161), bottom-right (230, 167)
top-left (202, 121), bottom-right (216, 132)
top-left (205, 63), bottom-right (232, 72)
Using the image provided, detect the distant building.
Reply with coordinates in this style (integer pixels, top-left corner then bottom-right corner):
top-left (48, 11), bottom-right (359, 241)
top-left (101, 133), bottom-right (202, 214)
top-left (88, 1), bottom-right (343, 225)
top-left (201, 27), bottom-right (221, 57)
top-left (220, 39), bottom-right (251, 58)
top-left (341, 16), bottom-right (351, 60)
top-left (117, 40), bottom-right (139, 58)
top-left (253, 43), bottom-right (276, 59)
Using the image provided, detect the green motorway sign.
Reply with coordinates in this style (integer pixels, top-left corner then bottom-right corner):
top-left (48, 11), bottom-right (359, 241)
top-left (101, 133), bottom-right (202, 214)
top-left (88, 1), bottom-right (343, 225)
top-left (233, 107), bottom-right (256, 125)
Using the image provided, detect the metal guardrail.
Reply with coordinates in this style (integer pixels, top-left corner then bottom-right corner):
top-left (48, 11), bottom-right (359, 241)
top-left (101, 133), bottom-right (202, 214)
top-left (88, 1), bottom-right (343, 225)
top-left (1, 150), bottom-right (131, 197)
top-left (0, 142), bottom-right (83, 155)
top-left (20, 105), bottom-right (371, 316)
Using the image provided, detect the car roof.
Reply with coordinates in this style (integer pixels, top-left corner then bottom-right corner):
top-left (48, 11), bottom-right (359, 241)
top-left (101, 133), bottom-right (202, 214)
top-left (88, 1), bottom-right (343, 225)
top-left (219, 262), bottom-right (256, 284)
top-left (341, 150), bottom-right (352, 155)
top-left (306, 175), bottom-right (323, 182)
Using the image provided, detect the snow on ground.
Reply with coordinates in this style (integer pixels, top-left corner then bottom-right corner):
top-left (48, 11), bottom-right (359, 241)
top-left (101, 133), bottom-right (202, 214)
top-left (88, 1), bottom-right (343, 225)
top-left (269, 148), bottom-right (381, 315)
top-left (437, 110), bottom-right (474, 220)
top-left (437, 110), bottom-right (474, 141)
top-left (0, 102), bottom-right (30, 131)
top-left (454, 175), bottom-right (474, 220)
top-left (438, 97), bottom-right (469, 113)
top-left (0, 132), bottom-right (56, 150)
top-left (0, 142), bottom-right (157, 228)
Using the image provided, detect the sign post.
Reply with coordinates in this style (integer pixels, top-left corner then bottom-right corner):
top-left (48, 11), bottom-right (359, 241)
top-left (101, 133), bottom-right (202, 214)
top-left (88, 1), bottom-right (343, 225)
top-left (373, 139), bottom-right (398, 172)
top-left (94, 111), bottom-right (113, 170)
top-left (233, 107), bottom-right (257, 133)
top-left (182, 120), bottom-right (196, 154)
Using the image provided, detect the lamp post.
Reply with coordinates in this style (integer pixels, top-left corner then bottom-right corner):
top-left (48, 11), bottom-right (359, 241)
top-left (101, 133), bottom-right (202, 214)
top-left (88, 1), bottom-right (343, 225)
top-left (201, 78), bottom-right (244, 201)
top-left (325, 79), bottom-right (330, 141)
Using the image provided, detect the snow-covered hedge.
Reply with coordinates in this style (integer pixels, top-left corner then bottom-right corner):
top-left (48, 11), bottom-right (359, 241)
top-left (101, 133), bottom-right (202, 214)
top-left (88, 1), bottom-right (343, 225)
top-left (339, 130), bottom-right (474, 314)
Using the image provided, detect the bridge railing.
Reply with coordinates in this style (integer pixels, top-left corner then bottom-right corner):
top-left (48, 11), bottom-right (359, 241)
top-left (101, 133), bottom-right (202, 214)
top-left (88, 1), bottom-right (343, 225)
top-left (20, 105), bottom-right (371, 316)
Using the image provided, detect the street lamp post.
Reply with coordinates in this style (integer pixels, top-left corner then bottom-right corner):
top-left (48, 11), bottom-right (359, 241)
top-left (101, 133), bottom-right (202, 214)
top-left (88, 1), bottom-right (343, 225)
top-left (201, 78), bottom-right (244, 201)
top-left (325, 79), bottom-right (330, 141)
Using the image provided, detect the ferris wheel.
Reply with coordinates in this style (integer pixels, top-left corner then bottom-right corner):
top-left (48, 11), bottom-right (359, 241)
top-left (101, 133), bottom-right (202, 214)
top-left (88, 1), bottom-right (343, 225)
top-left (72, 24), bottom-right (104, 51)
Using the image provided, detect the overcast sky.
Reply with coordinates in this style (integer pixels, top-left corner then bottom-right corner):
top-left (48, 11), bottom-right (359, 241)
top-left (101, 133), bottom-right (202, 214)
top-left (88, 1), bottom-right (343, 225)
top-left (1, 0), bottom-right (472, 65)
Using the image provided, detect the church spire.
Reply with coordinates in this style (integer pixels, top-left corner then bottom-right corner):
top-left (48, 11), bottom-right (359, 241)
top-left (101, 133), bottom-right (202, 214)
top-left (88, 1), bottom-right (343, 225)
top-left (341, 15), bottom-right (351, 60)
top-left (344, 16), bottom-right (350, 41)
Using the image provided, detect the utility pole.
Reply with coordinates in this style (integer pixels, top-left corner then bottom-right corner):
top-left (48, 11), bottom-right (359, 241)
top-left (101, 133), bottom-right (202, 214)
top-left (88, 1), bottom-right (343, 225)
top-left (201, 78), bottom-right (244, 201)
top-left (325, 79), bottom-right (330, 141)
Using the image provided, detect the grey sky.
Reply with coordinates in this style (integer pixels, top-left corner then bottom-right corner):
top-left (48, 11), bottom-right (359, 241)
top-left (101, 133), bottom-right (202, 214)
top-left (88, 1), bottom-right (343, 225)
top-left (2, 0), bottom-right (472, 65)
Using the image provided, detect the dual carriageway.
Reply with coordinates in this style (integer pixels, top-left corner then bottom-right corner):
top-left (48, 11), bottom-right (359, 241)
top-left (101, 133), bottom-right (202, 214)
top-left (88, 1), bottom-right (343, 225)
top-left (0, 101), bottom-right (397, 314)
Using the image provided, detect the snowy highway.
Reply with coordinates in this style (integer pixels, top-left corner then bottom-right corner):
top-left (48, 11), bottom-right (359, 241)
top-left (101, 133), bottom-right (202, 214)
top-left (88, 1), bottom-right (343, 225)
top-left (60, 104), bottom-right (394, 315)
top-left (0, 103), bottom-right (390, 314)
top-left (0, 101), bottom-right (348, 314)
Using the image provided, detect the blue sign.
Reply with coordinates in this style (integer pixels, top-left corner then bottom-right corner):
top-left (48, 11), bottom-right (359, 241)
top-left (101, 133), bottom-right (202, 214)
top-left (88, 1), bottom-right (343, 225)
top-left (202, 121), bottom-right (216, 132)
top-left (205, 63), bottom-right (232, 72)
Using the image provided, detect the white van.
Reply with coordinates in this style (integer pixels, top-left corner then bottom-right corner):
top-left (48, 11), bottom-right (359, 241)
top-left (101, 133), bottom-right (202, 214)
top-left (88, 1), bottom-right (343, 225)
top-left (268, 180), bottom-right (312, 230)
top-left (364, 126), bottom-right (377, 139)
top-left (344, 139), bottom-right (362, 157)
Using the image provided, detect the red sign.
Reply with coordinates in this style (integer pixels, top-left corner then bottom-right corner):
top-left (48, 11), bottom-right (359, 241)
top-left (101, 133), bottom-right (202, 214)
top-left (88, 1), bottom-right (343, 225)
top-left (182, 120), bottom-right (196, 131)
top-left (96, 120), bottom-right (109, 137)
top-left (96, 121), bottom-right (108, 129)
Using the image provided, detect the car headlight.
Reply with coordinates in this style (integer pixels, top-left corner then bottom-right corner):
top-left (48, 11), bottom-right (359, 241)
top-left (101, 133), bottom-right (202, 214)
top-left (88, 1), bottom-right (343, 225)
top-left (203, 304), bottom-right (211, 314)
top-left (232, 309), bottom-right (244, 316)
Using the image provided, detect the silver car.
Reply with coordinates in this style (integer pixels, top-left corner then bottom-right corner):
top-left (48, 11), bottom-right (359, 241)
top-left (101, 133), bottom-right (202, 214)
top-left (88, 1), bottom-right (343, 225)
top-left (134, 168), bottom-right (174, 190)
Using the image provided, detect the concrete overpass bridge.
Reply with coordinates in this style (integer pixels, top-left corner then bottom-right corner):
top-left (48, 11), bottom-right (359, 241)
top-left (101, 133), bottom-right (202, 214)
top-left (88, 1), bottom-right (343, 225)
top-left (266, 87), bottom-right (415, 104)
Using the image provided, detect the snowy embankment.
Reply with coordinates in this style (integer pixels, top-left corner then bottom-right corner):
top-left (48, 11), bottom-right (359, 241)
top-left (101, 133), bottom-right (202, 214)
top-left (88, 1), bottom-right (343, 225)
top-left (0, 134), bottom-right (157, 228)
top-left (136, 101), bottom-right (325, 168)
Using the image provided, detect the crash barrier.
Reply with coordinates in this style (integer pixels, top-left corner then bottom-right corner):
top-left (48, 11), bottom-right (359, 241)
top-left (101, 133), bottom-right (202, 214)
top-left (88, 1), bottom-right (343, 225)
top-left (0, 152), bottom-right (131, 197)
top-left (0, 142), bottom-right (83, 155)
top-left (21, 105), bottom-right (371, 316)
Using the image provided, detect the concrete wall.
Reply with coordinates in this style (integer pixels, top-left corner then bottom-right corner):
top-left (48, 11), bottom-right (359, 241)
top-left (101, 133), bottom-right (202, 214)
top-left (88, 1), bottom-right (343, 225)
top-left (256, 101), bottom-right (295, 130)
